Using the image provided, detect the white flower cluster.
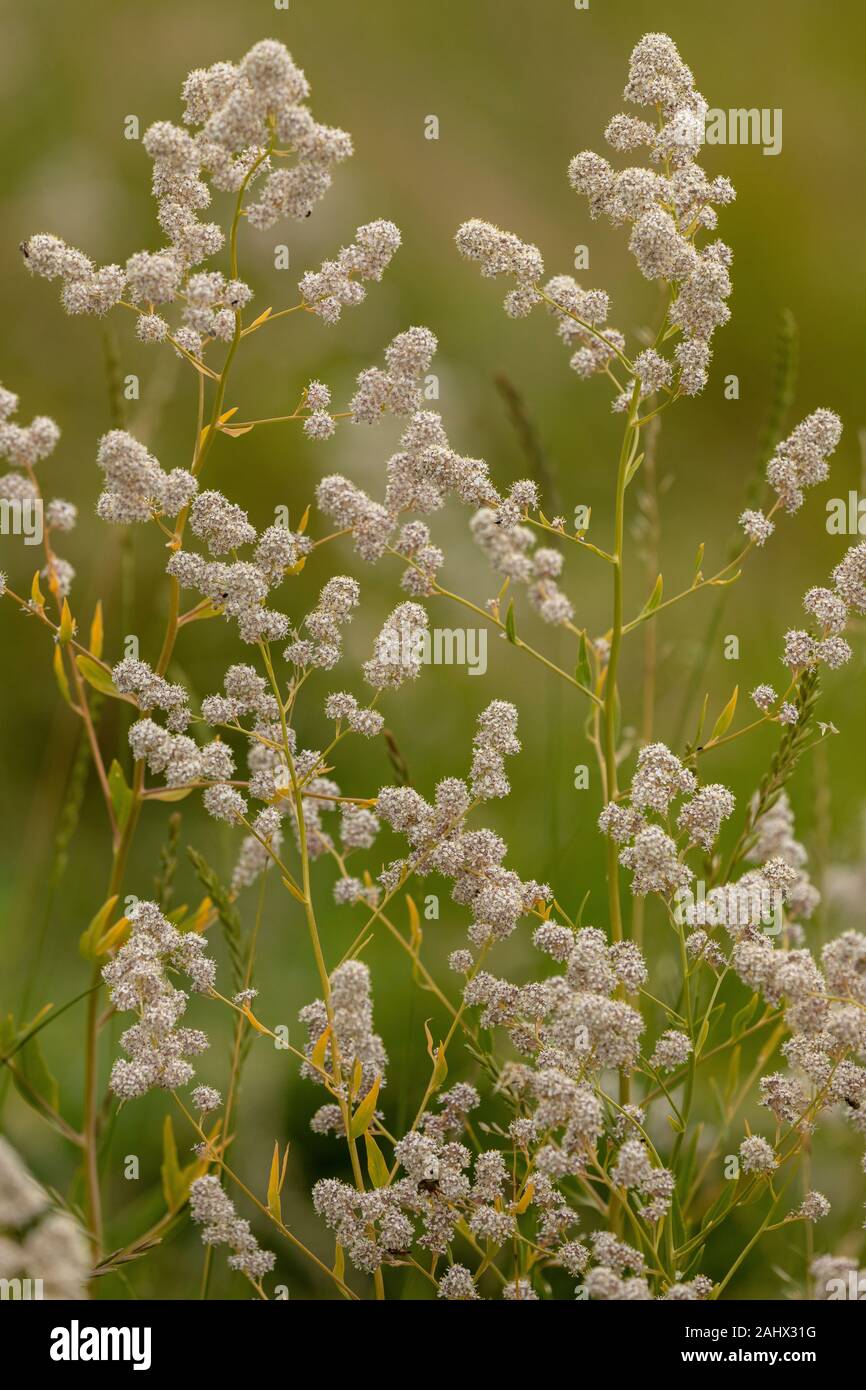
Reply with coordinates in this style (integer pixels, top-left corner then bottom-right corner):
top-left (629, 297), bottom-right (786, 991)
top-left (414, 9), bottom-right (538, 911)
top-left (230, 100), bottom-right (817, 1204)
top-left (362, 600), bottom-right (429, 689)
top-left (391, 520), bottom-right (445, 597)
top-left (470, 504), bottom-right (574, 626)
top-left (0, 383), bottom-right (60, 470)
top-left (297, 379), bottom-right (335, 440)
top-left (454, 219), bottom-right (544, 315)
top-left (312, 1089), bottom-right (556, 1275)
top-left (600, 743), bottom-right (735, 896)
top-left (834, 541), bottom-right (866, 614)
top-left (575, 35), bottom-right (736, 396)
top-left (739, 410), bottom-right (842, 589)
top-left (197, 658), bottom-right (382, 883)
top-left (300, 961), bottom-right (388, 1125)
top-left (608, 1142), bottom-right (676, 1224)
top-left (231, 809), bottom-right (284, 893)
top-left (469, 699), bottom-right (521, 799)
top-left (541, 274), bottom-right (626, 385)
top-left (24, 41), bottom-right (353, 337)
top-left (299, 219), bottom-right (402, 324)
top-left (349, 326), bottom-right (439, 424)
top-left (739, 1135), bottom-right (777, 1175)
top-left (113, 656), bottom-right (190, 730)
top-left (457, 35), bottom-right (735, 400)
top-left (745, 791), bottom-right (820, 924)
top-left (120, 658), bottom-right (284, 834)
top-left (323, 690), bottom-right (384, 738)
top-left (284, 575), bottom-right (360, 669)
top-left (766, 410), bottom-right (842, 515)
top-left (189, 1175), bottom-right (275, 1280)
top-left (201, 662), bottom-right (280, 728)
top-left (22, 232), bottom-right (127, 318)
top-left (198, 661), bottom-right (288, 867)
top-left (0, 382), bottom-right (75, 596)
top-left (306, 329), bottom-right (506, 616)
top-left (168, 509), bottom-right (312, 645)
top-left (96, 430), bottom-right (197, 525)
top-left (742, 484), bottom-right (857, 698)
top-left (453, 223), bottom-right (633, 392)
top-left (337, 803), bottom-right (381, 855)
top-left (372, 703), bottom-right (548, 949)
top-left (163, 270), bottom-right (254, 350)
top-left (315, 473), bottom-right (395, 563)
top-left (128, 712), bottom-right (234, 788)
top-left (739, 508), bottom-right (775, 547)
top-left (0, 1139), bottom-right (90, 1299)
top-left (383, 412), bottom-right (495, 514)
top-left (677, 783), bottom-right (736, 851)
top-left (583, 1248), bottom-right (708, 1301)
top-left (317, 388), bottom-right (495, 569)
top-left (649, 1029), bottom-right (693, 1073)
top-left (467, 928), bottom-right (652, 1161)
top-left (781, 613), bottom-right (851, 679)
top-left (102, 900), bottom-right (215, 1099)
top-left (726, 920), bottom-right (866, 1181)
top-left (325, 701), bottom-right (689, 1244)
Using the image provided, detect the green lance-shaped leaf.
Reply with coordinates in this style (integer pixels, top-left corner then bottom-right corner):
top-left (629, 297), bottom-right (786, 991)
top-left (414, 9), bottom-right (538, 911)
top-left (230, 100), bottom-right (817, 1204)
top-left (710, 685), bottom-right (739, 741)
top-left (75, 655), bottom-right (122, 699)
top-left (349, 1075), bottom-right (381, 1139)
top-left (160, 1115), bottom-right (202, 1213)
top-left (364, 1132), bottom-right (391, 1188)
top-left (624, 450), bottom-right (645, 488)
top-left (79, 894), bottom-right (120, 960)
top-left (575, 632), bottom-right (592, 690)
top-left (267, 1141), bottom-right (290, 1221)
top-left (52, 647), bottom-right (73, 706)
top-left (637, 573), bottom-right (664, 620)
top-left (16, 1034), bottom-right (60, 1115)
top-left (108, 760), bottom-right (133, 830)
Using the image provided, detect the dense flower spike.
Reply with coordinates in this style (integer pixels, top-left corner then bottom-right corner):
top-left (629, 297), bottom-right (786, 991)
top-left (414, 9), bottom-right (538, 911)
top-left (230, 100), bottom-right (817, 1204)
top-left (96, 430), bottom-right (197, 525)
top-left (300, 960), bottom-right (387, 1111)
top-left (363, 601), bottom-right (429, 689)
top-left (459, 32), bottom-right (735, 400)
top-left (285, 575), bottom-right (360, 669)
top-left (102, 901), bottom-right (215, 1099)
top-left (767, 411), bottom-right (843, 514)
top-left (168, 499), bottom-right (308, 646)
top-left (189, 1176), bottom-right (275, 1280)
top-left (470, 507), bottom-right (573, 624)
top-left (299, 219), bottom-right (401, 322)
top-left (24, 38), bottom-right (362, 356)
top-left (0, 1141), bottom-right (90, 1298)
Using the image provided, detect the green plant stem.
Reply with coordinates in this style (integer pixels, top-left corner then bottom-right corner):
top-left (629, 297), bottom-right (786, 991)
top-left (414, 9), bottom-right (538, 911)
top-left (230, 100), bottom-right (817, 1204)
top-left (713, 1182), bottom-right (789, 1298)
top-left (260, 645), bottom-right (384, 1300)
top-left (174, 1096), bottom-right (358, 1300)
top-left (83, 758), bottom-right (145, 1261)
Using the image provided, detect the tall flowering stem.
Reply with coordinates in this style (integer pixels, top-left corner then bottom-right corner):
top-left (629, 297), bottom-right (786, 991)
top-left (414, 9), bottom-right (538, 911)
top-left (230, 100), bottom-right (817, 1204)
top-left (2, 30), bottom-right (863, 1305)
top-left (603, 381), bottom-right (643, 943)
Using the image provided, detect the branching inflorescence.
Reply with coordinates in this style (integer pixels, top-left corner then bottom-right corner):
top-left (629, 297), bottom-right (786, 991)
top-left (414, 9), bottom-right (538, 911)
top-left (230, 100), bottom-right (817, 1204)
top-left (1, 31), bottom-right (863, 1304)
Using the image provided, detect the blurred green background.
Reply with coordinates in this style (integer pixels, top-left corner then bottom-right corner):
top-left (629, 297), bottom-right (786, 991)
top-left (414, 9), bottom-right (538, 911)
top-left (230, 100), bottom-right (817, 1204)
top-left (1, 0), bottom-right (864, 1298)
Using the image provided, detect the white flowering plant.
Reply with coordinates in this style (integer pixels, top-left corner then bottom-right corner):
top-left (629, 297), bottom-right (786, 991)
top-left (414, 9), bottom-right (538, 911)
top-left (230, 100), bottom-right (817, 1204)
top-left (1, 32), bottom-right (864, 1305)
